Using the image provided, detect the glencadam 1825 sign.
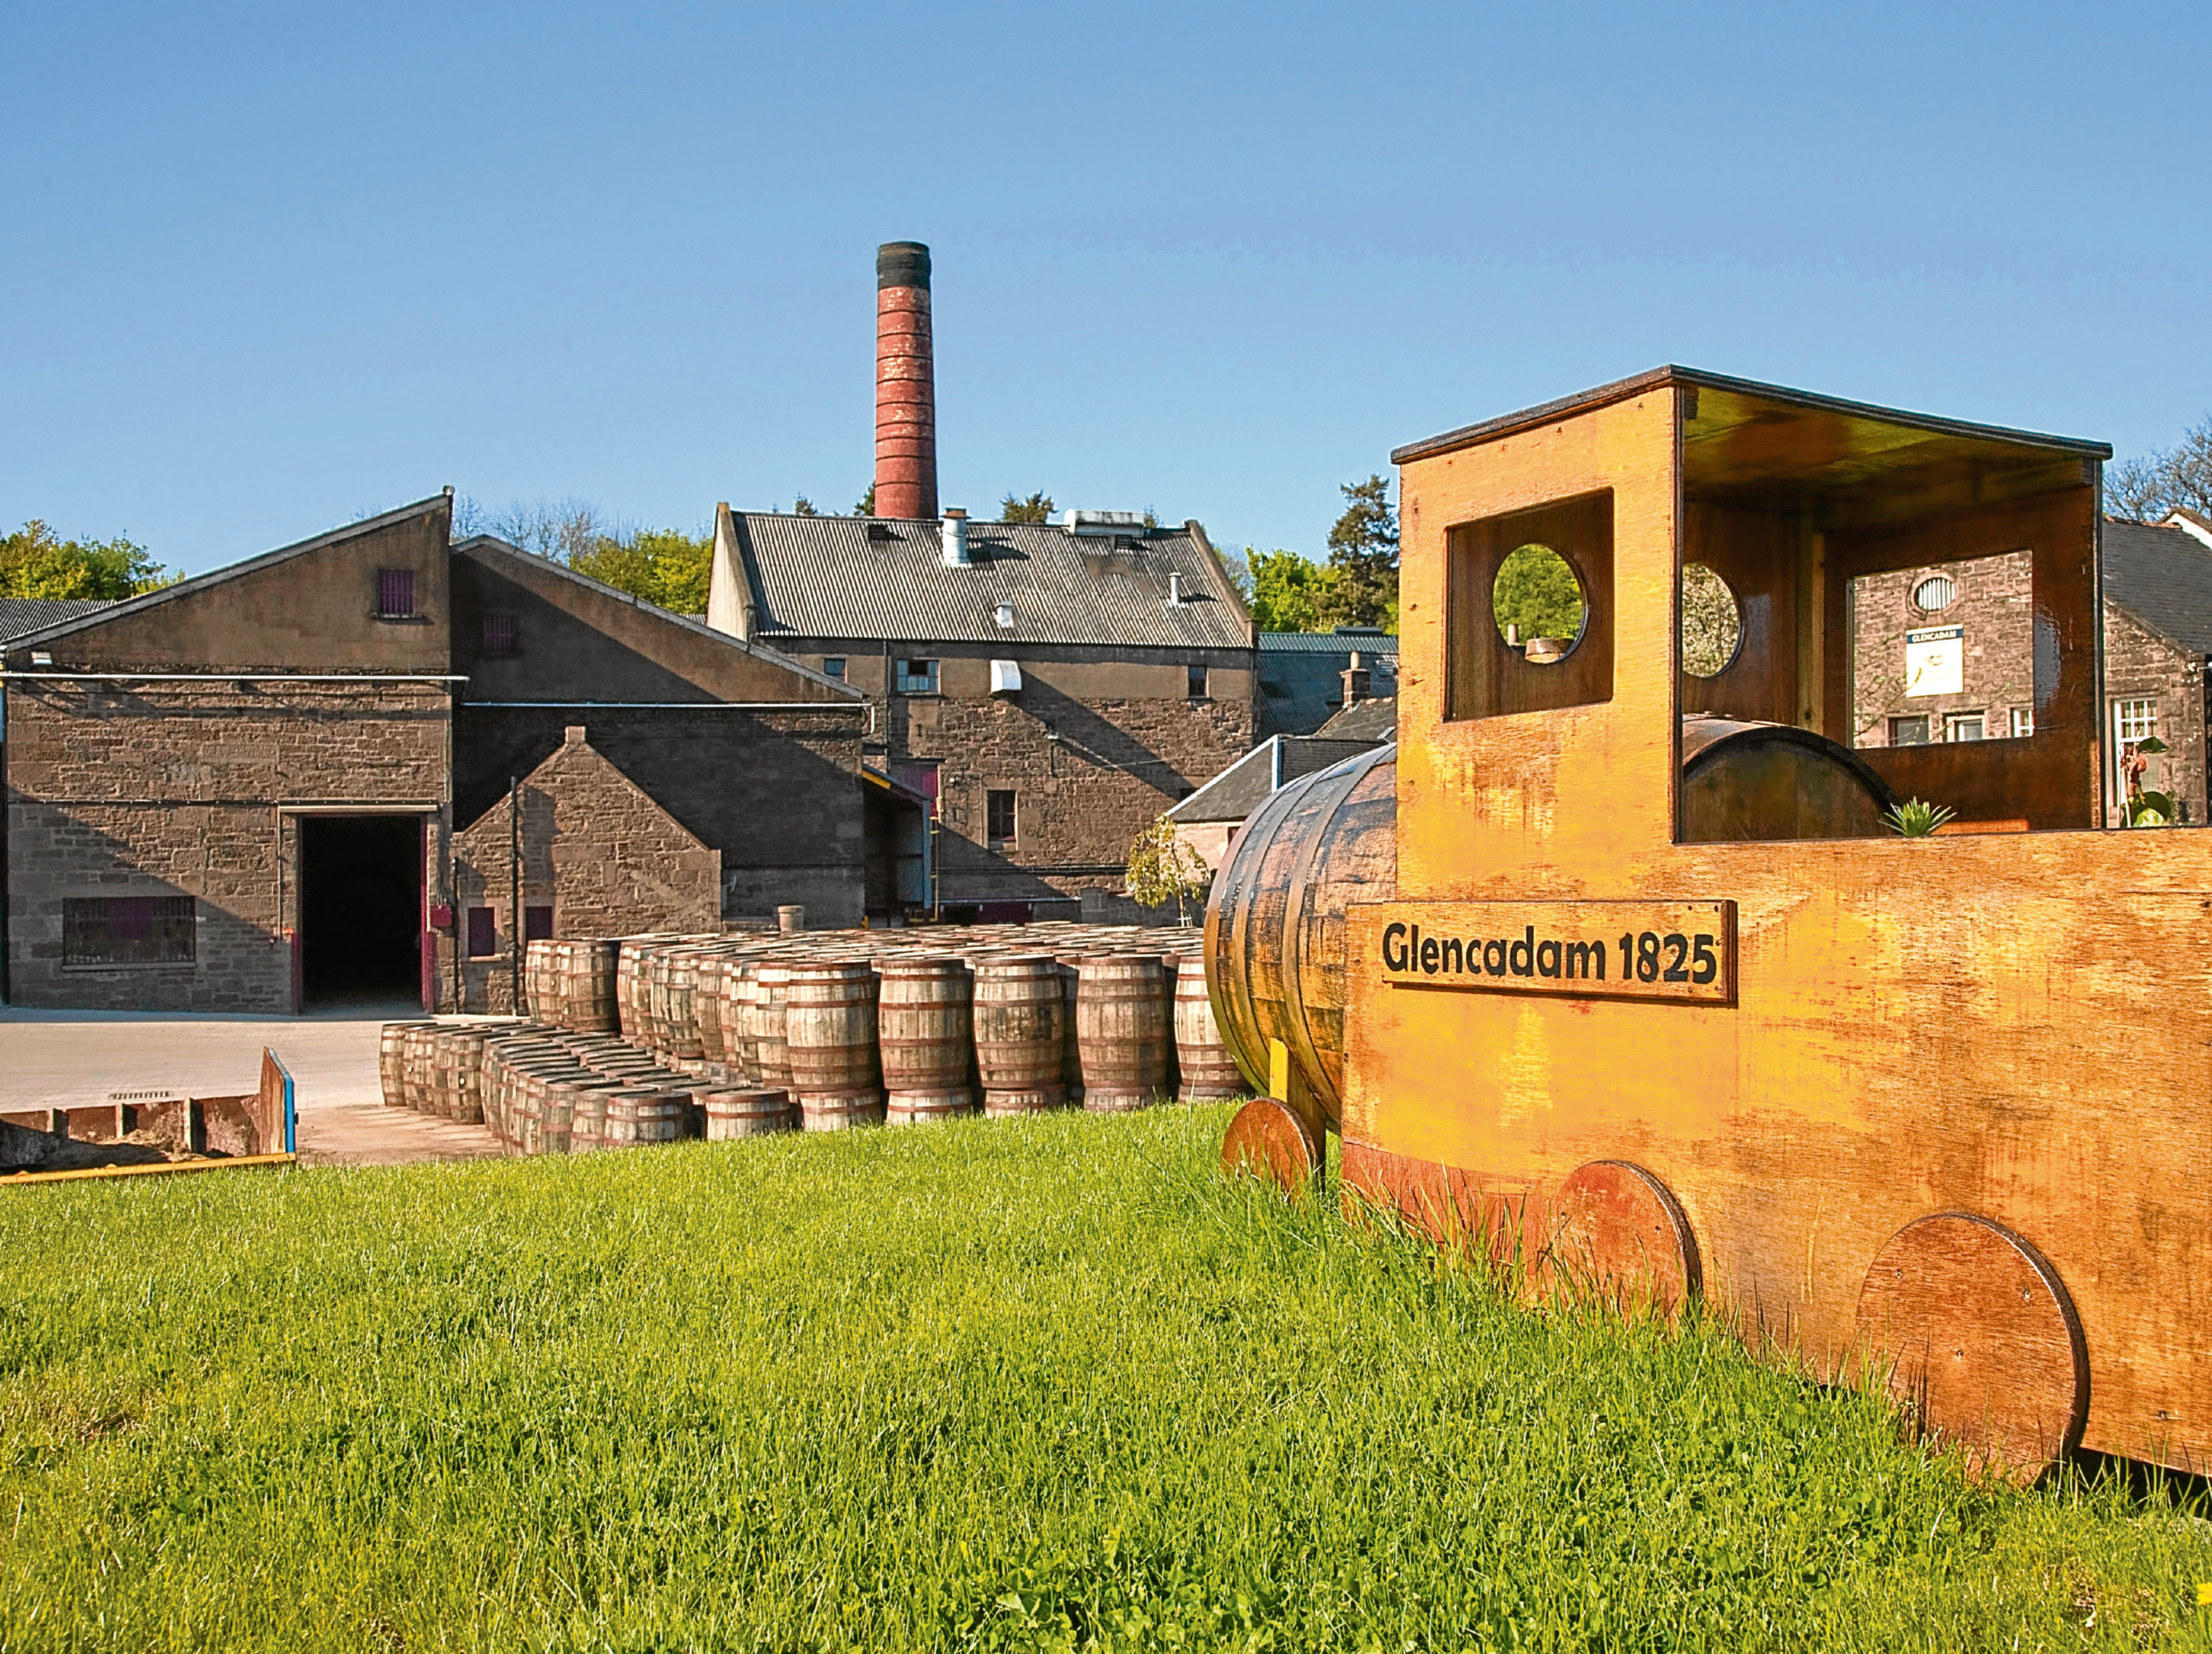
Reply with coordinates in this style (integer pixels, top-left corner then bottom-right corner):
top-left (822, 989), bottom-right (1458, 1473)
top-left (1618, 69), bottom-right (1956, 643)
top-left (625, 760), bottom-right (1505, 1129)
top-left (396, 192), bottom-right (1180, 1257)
top-left (1376, 901), bottom-right (1737, 1005)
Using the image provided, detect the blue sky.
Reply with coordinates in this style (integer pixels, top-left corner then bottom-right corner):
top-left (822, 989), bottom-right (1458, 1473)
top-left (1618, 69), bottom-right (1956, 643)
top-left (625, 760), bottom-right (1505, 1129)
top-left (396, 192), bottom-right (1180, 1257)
top-left (5, 2), bottom-right (2207, 577)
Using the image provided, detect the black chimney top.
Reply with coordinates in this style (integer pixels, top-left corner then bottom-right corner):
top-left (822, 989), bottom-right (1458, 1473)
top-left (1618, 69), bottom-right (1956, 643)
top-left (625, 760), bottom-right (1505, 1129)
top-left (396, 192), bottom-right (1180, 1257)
top-left (877, 241), bottom-right (931, 291)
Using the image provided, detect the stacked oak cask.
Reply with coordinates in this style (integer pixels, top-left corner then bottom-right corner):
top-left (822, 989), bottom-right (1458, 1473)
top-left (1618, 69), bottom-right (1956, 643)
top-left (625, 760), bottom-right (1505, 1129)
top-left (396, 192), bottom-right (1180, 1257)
top-left (387, 923), bottom-right (1243, 1155)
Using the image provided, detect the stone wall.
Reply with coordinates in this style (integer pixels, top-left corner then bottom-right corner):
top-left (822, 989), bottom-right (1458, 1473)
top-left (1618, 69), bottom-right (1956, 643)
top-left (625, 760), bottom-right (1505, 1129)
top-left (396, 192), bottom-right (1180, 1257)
top-left (2, 682), bottom-right (448, 1012)
top-left (1850, 551), bottom-right (2036, 749)
top-left (453, 704), bottom-right (869, 927)
top-left (794, 640), bottom-right (1257, 907)
top-left (2102, 606), bottom-right (2207, 824)
top-left (447, 728), bottom-right (720, 1013)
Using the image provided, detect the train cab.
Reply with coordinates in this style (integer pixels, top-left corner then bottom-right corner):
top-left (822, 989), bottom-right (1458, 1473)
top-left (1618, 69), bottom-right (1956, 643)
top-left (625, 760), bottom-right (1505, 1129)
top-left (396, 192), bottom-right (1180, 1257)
top-left (1212, 367), bottom-right (2212, 1477)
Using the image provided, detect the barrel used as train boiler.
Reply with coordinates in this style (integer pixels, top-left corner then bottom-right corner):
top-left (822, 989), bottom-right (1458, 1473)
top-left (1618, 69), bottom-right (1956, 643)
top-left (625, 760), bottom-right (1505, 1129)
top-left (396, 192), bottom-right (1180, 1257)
top-left (1206, 720), bottom-right (1895, 1126)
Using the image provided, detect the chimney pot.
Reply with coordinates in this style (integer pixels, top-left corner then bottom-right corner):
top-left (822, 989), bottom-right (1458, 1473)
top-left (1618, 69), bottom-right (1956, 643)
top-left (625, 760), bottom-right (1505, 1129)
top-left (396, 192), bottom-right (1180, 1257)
top-left (875, 240), bottom-right (937, 520)
top-left (564, 724), bottom-right (587, 746)
top-left (941, 510), bottom-right (970, 567)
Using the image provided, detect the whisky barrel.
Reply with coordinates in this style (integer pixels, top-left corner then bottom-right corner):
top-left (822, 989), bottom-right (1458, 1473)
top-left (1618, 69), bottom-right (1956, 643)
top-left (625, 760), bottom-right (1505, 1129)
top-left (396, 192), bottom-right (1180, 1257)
top-left (751, 963), bottom-right (795, 1088)
top-left (524, 939), bottom-right (562, 1021)
top-left (1076, 955), bottom-right (1171, 1112)
top-left (1052, 953), bottom-right (1089, 1106)
top-left (604, 1088), bottom-right (692, 1147)
top-left (724, 962), bottom-right (762, 1083)
top-left (1171, 956), bottom-right (1242, 1100)
top-left (1679, 716), bottom-right (1896, 842)
top-left (569, 1084), bottom-right (614, 1152)
top-left (1205, 743), bottom-right (1398, 1129)
top-left (381, 1021), bottom-right (434, 1109)
top-left (702, 1087), bottom-right (794, 1139)
top-left (401, 1024), bottom-right (439, 1112)
top-left (973, 956), bottom-right (1067, 1115)
top-left (785, 962), bottom-right (884, 1129)
top-left (878, 956), bottom-right (973, 1120)
top-left (559, 940), bottom-right (620, 1032)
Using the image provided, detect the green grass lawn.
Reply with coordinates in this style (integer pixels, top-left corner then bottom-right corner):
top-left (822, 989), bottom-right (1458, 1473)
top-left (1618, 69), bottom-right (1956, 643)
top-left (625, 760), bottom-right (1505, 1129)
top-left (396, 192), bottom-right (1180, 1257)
top-left (3, 1106), bottom-right (2208, 1652)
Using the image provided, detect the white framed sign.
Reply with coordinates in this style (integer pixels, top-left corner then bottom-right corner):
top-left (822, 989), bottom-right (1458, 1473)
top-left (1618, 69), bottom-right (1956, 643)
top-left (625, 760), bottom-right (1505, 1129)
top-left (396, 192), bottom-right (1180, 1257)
top-left (1905, 626), bottom-right (1964, 698)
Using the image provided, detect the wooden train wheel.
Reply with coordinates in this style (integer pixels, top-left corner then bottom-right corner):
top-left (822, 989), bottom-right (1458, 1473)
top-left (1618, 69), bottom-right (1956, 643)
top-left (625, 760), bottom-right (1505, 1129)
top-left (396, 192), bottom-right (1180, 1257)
top-left (1221, 1097), bottom-right (1319, 1194)
top-left (1546, 1161), bottom-right (1701, 1316)
top-left (1854, 1213), bottom-right (2088, 1481)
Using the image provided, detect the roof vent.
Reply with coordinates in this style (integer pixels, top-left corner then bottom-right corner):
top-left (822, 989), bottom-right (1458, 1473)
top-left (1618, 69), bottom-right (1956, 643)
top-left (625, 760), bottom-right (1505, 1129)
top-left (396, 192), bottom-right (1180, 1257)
top-left (990, 659), bottom-right (1023, 694)
top-left (1064, 508), bottom-right (1147, 536)
top-left (1168, 571), bottom-right (1186, 606)
top-left (993, 600), bottom-right (1015, 629)
top-left (940, 508), bottom-right (970, 567)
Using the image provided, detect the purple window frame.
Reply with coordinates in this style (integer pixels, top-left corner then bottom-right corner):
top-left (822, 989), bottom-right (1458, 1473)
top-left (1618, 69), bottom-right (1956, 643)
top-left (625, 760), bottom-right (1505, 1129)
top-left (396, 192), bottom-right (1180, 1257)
top-left (376, 568), bottom-right (415, 619)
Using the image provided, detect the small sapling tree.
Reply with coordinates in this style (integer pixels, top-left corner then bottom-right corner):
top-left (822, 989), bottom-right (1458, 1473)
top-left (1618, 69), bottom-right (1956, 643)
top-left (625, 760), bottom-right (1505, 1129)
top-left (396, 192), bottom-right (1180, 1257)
top-left (1125, 814), bottom-right (1212, 924)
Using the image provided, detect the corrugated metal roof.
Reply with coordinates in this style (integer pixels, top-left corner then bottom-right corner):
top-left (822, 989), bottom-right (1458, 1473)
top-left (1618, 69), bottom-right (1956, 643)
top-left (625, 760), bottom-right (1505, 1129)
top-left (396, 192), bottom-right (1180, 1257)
top-left (0, 597), bottom-right (119, 643)
top-left (731, 515), bottom-right (1252, 649)
top-left (1259, 629), bottom-right (1399, 655)
top-left (1314, 696), bottom-right (1397, 741)
top-left (2104, 519), bottom-right (2212, 659)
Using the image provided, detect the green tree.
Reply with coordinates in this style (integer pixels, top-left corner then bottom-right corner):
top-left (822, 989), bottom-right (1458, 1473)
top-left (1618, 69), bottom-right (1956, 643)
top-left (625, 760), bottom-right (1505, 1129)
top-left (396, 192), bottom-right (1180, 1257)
top-left (0, 521), bottom-right (169, 599)
top-left (792, 496), bottom-right (820, 517)
top-left (999, 491), bottom-right (1055, 525)
top-left (852, 483), bottom-right (876, 517)
top-left (1124, 813), bottom-right (1211, 923)
top-left (1316, 474), bottom-right (1398, 631)
top-left (1246, 549), bottom-right (1335, 633)
top-left (568, 527), bottom-right (712, 613)
top-left (1491, 545), bottom-right (1585, 645)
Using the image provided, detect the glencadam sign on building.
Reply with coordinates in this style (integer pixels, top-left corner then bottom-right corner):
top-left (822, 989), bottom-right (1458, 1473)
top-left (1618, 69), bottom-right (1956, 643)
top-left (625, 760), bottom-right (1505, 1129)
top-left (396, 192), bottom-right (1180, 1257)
top-left (1370, 901), bottom-right (1736, 1005)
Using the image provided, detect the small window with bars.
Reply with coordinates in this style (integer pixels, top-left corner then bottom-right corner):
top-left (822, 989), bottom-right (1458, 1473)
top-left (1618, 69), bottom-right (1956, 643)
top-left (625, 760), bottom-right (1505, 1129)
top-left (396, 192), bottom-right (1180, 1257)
top-left (895, 659), bottom-right (939, 694)
top-left (987, 789), bottom-right (1016, 848)
top-left (376, 568), bottom-right (416, 619)
top-left (64, 896), bottom-right (195, 966)
top-left (466, 907), bottom-right (498, 958)
top-left (482, 613), bottom-right (519, 657)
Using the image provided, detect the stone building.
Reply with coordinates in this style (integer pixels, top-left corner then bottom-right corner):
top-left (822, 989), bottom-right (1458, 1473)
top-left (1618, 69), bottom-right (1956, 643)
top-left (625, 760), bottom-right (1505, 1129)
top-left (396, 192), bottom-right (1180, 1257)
top-left (705, 505), bottom-right (1258, 918)
top-left (0, 494), bottom-right (886, 1014)
top-left (1848, 510), bottom-right (2212, 825)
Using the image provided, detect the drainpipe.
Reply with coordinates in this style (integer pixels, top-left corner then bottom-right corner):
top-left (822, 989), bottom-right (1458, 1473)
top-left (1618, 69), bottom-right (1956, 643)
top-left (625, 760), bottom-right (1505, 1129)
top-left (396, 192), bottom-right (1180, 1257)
top-left (509, 775), bottom-right (522, 1013)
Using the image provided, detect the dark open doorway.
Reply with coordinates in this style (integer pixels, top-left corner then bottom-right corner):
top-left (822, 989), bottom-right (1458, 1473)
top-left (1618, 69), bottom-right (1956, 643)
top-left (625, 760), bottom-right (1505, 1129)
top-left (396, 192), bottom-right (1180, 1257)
top-left (299, 815), bottom-right (423, 1009)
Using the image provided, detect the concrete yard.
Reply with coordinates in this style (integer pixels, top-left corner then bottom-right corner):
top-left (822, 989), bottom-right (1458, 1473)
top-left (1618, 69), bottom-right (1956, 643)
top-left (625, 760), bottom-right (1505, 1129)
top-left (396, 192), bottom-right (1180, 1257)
top-left (0, 1004), bottom-right (502, 1167)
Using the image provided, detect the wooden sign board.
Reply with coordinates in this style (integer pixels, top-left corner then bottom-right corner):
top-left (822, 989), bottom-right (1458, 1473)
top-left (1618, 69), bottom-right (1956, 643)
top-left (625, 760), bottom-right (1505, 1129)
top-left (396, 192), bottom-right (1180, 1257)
top-left (1371, 901), bottom-right (1736, 1005)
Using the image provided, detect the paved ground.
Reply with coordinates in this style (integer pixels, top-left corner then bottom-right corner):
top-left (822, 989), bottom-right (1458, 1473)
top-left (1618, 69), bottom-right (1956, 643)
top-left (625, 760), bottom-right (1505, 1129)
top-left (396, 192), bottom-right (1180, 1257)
top-left (0, 1002), bottom-right (506, 1167)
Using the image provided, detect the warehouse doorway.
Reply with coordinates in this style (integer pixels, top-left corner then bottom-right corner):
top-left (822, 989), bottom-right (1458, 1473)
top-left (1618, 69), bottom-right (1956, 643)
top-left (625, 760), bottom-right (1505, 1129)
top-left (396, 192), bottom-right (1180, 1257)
top-left (298, 815), bottom-right (424, 1009)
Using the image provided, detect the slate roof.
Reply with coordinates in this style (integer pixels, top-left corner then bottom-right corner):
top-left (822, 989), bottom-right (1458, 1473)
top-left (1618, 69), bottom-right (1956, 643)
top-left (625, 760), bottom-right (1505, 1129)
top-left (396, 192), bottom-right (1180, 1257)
top-left (0, 597), bottom-right (116, 643)
top-left (1168, 734), bottom-right (1386, 825)
top-left (725, 514), bottom-right (1252, 649)
top-left (1257, 629), bottom-right (1399, 737)
top-left (2103, 519), bottom-right (2212, 658)
top-left (1314, 695), bottom-right (1397, 742)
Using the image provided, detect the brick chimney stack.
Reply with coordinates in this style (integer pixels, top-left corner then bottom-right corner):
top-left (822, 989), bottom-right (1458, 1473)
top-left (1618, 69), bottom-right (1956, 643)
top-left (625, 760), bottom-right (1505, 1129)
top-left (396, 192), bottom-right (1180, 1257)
top-left (874, 241), bottom-right (936, 521)
top-left (1340, 650), bottom-right (1372, 705)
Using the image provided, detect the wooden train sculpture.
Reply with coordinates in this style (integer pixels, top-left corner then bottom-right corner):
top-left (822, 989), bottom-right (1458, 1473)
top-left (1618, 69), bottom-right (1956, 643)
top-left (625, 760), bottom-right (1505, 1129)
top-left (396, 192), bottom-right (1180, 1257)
top-left (1206, 366), bottom-right (2210, 1479)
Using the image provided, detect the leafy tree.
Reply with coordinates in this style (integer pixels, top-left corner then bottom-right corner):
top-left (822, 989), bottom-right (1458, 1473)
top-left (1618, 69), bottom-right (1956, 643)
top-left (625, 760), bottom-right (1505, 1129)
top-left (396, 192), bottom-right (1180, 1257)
top-left (1491, 545), bottom-right (1585, 645)
top-left (852, 483), bottom-right (877, 517)
top-left (1246, 549), bottom-right (1336, 633)
top-left (999, 492), bottom-right (1055, 525)
top-left (0, 521), bottom-right (169, 599)
top-left (2108, 415), bottom-right (2212, 521)
top-left (1124, 814), bottom-right (1211, 923)
top-left (792, 496), bottom-right (820, 517)
top-left (1316, 474), bottom-right (1397, 630)
top-left (568, 527), bottom-right (712, 613)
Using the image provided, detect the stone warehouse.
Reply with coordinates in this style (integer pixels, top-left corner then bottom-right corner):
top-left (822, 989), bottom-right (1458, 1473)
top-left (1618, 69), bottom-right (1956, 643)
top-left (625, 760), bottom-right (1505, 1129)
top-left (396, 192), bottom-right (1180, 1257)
top-left (706, 505), bottom-right (1258, 918)
top-left (0, 494), bottom-right (904, 1015)
top-left (1848, 508), bottom-right (2212, 824)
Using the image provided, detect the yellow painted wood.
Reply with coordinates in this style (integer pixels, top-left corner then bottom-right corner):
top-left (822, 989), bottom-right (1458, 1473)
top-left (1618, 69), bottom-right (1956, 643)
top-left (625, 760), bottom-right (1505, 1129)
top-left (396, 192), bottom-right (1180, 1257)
top-left (0, 1152), bottom-right (298, 1188)
top-left (1355, 380), bottom-right (2212, 1471)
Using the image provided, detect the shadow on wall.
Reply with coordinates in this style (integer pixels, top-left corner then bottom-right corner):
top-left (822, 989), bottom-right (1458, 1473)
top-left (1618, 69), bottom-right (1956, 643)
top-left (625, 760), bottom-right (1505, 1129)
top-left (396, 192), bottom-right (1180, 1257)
top-left (454, 707), bottom-right (868, 927)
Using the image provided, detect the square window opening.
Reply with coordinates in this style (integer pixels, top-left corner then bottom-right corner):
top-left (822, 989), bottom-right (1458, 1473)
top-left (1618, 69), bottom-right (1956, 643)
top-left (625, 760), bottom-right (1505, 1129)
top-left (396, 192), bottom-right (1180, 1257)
top-left (1445, 490), bottom-right (1613, 721)
top-left (895, 659), bottom-right (939, 695)
top-left (986, 789), bottom-right (1016, 847)
top-left (524, 905), bottom-right (555, 943)
top-left (376, 568), bottom-right (416, 619)
top-left (822, 657), bottom-right (846, 681)
top-left (64, 895), bottom-right (195, 966)
top-left (466, 907), bottom-right (498, 957)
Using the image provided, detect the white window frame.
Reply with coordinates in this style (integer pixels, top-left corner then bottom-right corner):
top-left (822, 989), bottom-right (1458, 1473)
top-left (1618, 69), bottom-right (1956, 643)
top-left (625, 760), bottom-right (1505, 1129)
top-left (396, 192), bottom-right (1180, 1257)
top-left (1945, 711), bottom-right (1986, 743)
top-left (2011, 706), bottom-right (2033, 738)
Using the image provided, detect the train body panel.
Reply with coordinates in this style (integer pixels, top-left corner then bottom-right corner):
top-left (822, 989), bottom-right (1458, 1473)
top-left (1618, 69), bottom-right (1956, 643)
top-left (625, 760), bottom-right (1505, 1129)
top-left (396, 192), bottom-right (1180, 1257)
top-left (1219, 365), bottom-right (2212, 1475)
